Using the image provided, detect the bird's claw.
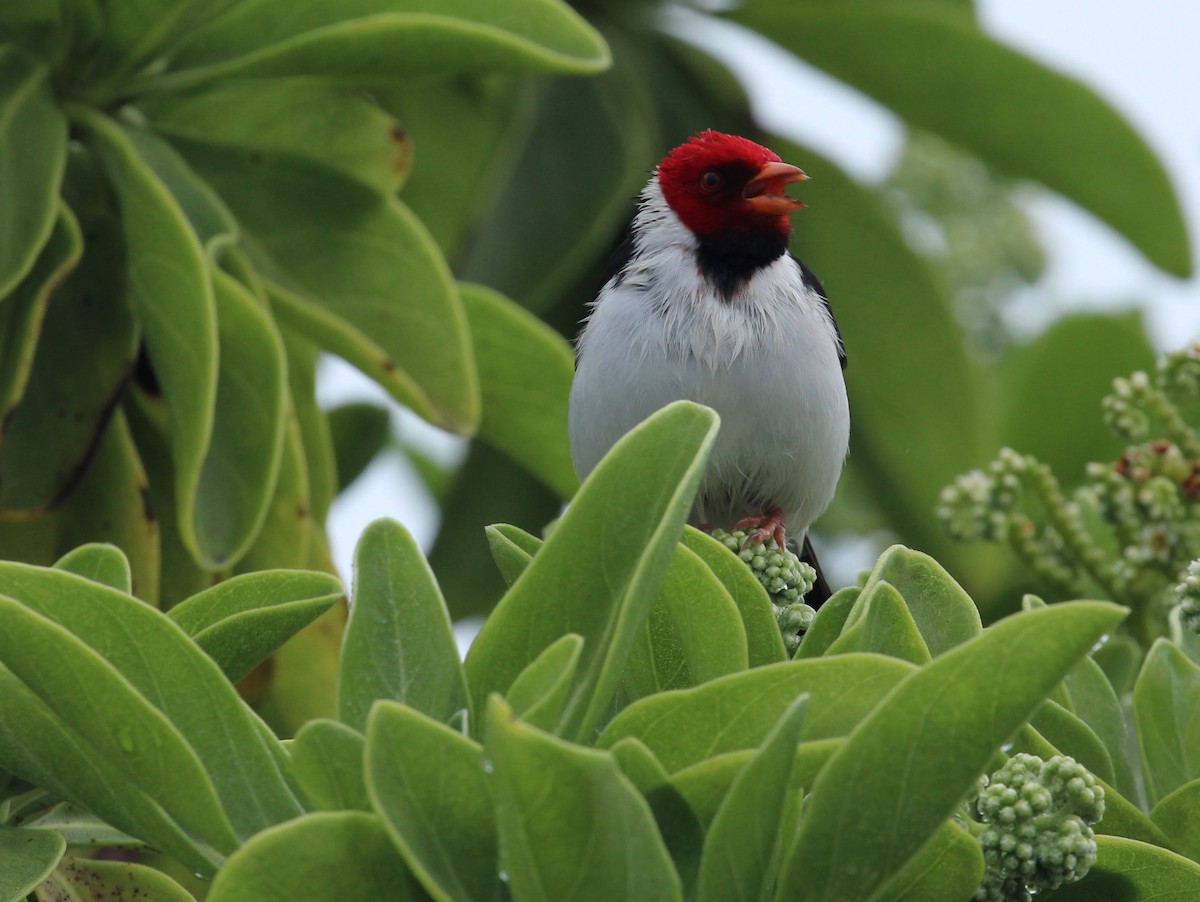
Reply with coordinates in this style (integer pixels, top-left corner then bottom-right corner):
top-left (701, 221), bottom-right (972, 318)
top-left (734, 507), bottom-right (787, 550)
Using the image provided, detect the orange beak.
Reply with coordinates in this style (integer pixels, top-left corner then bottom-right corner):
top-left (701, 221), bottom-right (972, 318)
top-left (743, 161), bottom-right (808, 215)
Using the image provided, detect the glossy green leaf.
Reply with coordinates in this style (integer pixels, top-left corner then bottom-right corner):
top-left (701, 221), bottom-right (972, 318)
top-left (1051, 835), bottom-right (1200, 900)
top-left (1135, 639), bottom-right (1200, 808)
top-left (485, 522), bottom-right (539, 588)
top-left (53, 543), bottom-right (131, 594)
top-left (1001, 313), bottom-right (1157, 483)
top-left (1152, 778), bottom-right (1200, 864)
top-left (338, 518), bottom-right (469, 731)
top-left (461, 45), bottom-right (657, 312)
top-left (857, 545), bottom-right (982, 656)
top-left (826, 580), bottom-right (931, 666)
top-left (736, 3), bottom-right (1192, 276)
top-left (175, 140), bottom-right (478, 433)
top-left (366, 701), bottom-right (501, 902)
top-left (485, 697), bottom-right (683, 902)
top-left (167, 569), bottom-right (344, 683)
top-left (290, 718), bottom-right (369, 812)
top-left (776, 601), bottom-right (1126, 902)
top-left (42, 856), bottom-right (194, 902)
top-left (0, 669), bottom-right (219, 875)
top-left (279, 328), bottom-right (336, 527)
top-left (465, 402), bottom-right (718, 743)
top-left (0, 46), bottom-right (65, 301)
top-left (0, 181), bottom-right (137, 515)
top-left (696, 694), bottom-right (808, 902)
top-left (328, 401), bottom-right (391, 492)
top-left (460, 282), bottom-right (578, 499)
top-left (795, 587), bottom-right (859, 659)
top-left (680, 526), bottom-right (787, 667)
top-left (146, 79), bottom-right (413, 195)
top-left (207, 812), bottom-right (418, 902)
top-left (0, 824), bottom-right (64, 900)
top-left (82, 111), bottom-right (218, 564)
top-left (621, 545), bottom-right (748, 705)
top-left (506, 633), bottom-right (583, 732)
top-left (598, 655), bottom-right (916, 773)
top-left (0, 203), bottom-right (80, 418)
top-left (159, 0), bottom-right (610, 88)
top-left (770, 136), bottom-right (984, 562)
top-left (881, 821), bottom-right (985, 902)
top-left (0, 564), bottom-right (303, 843)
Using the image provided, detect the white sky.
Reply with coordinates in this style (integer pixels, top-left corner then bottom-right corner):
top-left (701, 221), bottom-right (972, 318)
top-left (324, 0), bottom-right (1200, 579)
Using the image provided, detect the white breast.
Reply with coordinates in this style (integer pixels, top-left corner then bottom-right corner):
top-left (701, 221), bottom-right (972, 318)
top-left (569, 182), bottom-right (850, 536)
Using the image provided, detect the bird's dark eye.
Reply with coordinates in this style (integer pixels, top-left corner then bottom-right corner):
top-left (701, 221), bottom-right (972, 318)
top-left (700, 170), bottom-right (723, 193)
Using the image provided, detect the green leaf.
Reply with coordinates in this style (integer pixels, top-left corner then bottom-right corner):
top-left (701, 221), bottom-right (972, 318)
top-left (485, 697), bottom-right (683, 902)
top-left (338, 518), bottom-right (469, 731)
top-left (167, 569), bottom-right (344, 683)
top-left (207, 812), bottom-right (419, 902)
top-left (0, 564), bottom-right (304, 843)
top-left (41, 856), bottom-right (194, 902)
top-left (825, 581), bottom-right (931, 666)
top-left (1050, 835), bottom-right (1200, 900)
top-left (696, 694), bottom-right (808, 902)
top-left (1062, 654), bottom-right (1139, 801)
top-left (1029, 698), bottom-right (1116, 786)
top-left (460, 282), bottom-right (578, 499)
top-left (0, 46), bottom-right (65, 301)
top-left (1095, 634), bottom-right (1144, 697)
top-left (775, 600), bottom-right (1126, 902)
top-left (290, 718), bottom-right (369, 812)
top-left (0, 596), bottom-right (238, 854)
top-left (506, 633), bottom-right (584, 732)
top-left (736, 3), bottom-right (1192, 276)
top-left (0, 203), bottom-right (80, 419)
top-left (461, 45), bottom-right (657, 312)
top-left (680, 526), bottom-right (787, 667)
top-left (81, 111), bottom-right (218, 565)
top-left (621, 545), bottom-right (748, 705)
top-left (880, 821), bottom-right (985, 902)
top-left (856, 545), bottom-right (982, 656)
top-left (1001, 313), bottom-right (1157, 483)
top-left (366, 701), bottom-right (502, 902)
top-left (158, 0), bottom-right (610, 88)
top-left (1135, 639), bottom-right (1200, 808)
top-left (1151, 778), bottom-right (1200, 865)
top-left (0, 669), bottom-right (220, 876)
top-left (598, 655), bottom-right (917, 773)
top-left (53, 543), bottom-right (131, 594)
top-left (175, 141), bottom-right (478, 433)
top-left (485, 522), bottom-right (540, 588)
top-left (328, 402), bottom-right (392, 492)
top-left (145, 79), bottom-right (413, 196)
top-left (794, 587), bottom-right (859, 659)
top-left (464, 402), bottom-right (718, 742)
top-left (279, 328), bottom-right (337, 526)
top-left (0, 824), bottom-right (64, 900)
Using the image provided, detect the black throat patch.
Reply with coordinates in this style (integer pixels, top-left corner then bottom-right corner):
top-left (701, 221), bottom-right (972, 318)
top-left (695, 229), bottom-right (790, 301)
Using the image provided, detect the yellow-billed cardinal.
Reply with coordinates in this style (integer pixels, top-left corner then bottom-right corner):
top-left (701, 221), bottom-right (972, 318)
top-left (568, 130), bottom-right (849, 599)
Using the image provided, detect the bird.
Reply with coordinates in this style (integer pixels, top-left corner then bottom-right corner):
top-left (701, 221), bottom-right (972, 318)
top-left (568, 130), bottom-right (849, 601)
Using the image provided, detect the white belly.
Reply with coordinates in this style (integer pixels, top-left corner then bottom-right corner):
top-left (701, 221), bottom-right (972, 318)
top-left (569, 260), bottom-right (849, 535)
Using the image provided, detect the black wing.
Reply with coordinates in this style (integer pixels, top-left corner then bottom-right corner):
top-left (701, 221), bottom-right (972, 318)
top-left (791, 253), bottom-right (846, 370)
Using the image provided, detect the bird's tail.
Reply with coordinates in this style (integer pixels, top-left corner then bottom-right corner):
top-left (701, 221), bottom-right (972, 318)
top-left (800, 534), bottom-right (833, 609)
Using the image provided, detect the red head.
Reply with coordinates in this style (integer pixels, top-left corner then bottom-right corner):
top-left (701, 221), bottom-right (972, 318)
top-left (656, 131), bottom-right (807, 241)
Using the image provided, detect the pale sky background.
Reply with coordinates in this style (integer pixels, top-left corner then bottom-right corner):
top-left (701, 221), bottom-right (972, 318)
top-left (321, 0), bottom-right (1200, 589)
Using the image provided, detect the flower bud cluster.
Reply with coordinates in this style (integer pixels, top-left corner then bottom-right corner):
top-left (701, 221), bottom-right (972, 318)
top-left (711, 528), bottom-right (817, 653)
top-left (1175, 558), bottom-right (1200, 636)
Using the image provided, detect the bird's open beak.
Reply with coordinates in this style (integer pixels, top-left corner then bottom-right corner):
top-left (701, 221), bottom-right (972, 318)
top-left (743, 161), bottom-right (808, 215)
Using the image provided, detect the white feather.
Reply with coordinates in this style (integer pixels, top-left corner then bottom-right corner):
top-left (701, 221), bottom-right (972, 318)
top-left (569, 177), bottom-right (850, 536)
